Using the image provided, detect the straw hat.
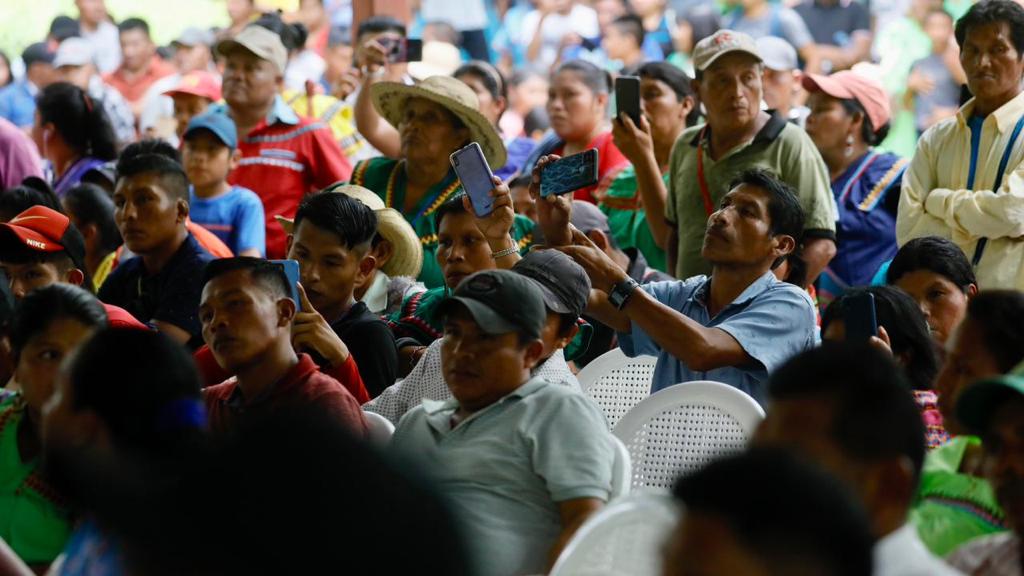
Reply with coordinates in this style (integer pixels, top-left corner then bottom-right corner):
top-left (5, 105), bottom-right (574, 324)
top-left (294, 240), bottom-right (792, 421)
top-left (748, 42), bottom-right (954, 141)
top-left (371, 75), bottom-right (507, 168)
top-left (276, 184), bottom-right (423, 279)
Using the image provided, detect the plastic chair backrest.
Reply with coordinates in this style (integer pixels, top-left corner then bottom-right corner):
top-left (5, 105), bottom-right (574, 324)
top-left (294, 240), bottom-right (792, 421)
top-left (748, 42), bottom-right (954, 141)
top-left (609, 434), bottom-right (632, 500)
top-left (363, 410), bottom-right (396, 446)
top-left (549, 493), bottom-right (681, 576)
top-left (612, 381), bottom-right (765, 493)
top-left (577, 348), bottom-right (658, 429)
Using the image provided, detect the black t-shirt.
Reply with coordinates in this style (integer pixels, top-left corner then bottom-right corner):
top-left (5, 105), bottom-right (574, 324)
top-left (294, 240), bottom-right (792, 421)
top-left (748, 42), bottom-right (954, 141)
top-left (794, 0), bottom-right (869, 47)
top-left (330, 301), bottom-right (397, 398)
top-left (98, 234), bottom-right (213, 348)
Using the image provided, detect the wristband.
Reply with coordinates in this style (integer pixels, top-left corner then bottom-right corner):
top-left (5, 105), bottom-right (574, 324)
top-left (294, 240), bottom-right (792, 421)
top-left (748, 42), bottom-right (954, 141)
top-left (491, 245), bottom-right (519, 259)
top-left (608, 277), bottom-right (640, 310)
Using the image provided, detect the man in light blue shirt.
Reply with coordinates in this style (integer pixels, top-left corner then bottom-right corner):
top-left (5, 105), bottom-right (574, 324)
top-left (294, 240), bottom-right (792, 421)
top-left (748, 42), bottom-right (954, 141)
top-left (392, 269), bottom-right (614, 576)
top-left (551, 167), bottom-right (818, 406)
top-left (0, 43), bottom-right (55, 129)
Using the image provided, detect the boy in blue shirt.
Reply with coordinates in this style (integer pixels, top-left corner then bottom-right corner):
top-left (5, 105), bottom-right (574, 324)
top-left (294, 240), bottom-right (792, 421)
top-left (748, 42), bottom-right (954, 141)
top-left (182, 112), bottom-right (266, 257)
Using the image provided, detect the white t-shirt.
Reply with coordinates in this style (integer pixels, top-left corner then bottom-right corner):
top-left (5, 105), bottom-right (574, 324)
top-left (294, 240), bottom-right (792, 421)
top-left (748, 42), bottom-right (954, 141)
top-left (420, 0), bottom-right (488, 31)
top-left (518, 5), bottom-right (600, 70)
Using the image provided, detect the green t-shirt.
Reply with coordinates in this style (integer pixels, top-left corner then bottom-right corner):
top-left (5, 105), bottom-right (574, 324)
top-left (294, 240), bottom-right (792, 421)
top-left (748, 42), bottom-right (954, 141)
top-left (666, 112), bottom-right (835, 279)
top-left (0, 394), bottom-right (73, 564)
top-left (875, 17), bottom-right (933, 158)
top-left (911, 436), bottom-right (1007, 556)
top-left (600, 165), bottom-right (669, 273)
top-left (351, 157), bottom-right (535, 289)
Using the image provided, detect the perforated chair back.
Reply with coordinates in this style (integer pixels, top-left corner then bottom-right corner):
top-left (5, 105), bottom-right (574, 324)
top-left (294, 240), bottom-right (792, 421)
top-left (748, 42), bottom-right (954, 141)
top-left (363, 410), bottom-right (396, 446)
top-left (577, 348), bottom-right (658, 429)
top-left (609, 435), bottom-right (632, 500)
top-left (612, 381), bottom-right (764, 493)
top-left (549, 493), bottom-right (680, 576)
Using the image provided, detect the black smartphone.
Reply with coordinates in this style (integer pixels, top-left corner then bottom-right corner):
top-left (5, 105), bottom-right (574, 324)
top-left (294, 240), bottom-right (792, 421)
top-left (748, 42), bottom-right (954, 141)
top-left (382, 37), bottom-right (423, 63)
top-left (540, 149), bottom-right (600, 198)
top-left (271, 259), bottom-right (303, 312)
top-left (405, 38), bottom-right (423, 62)
top-left (845, 291), bottom-right (878, 343)
top-left (615, 76), bottom-right (642, 127)
top-left (450, 142), bottom-right (496, 217)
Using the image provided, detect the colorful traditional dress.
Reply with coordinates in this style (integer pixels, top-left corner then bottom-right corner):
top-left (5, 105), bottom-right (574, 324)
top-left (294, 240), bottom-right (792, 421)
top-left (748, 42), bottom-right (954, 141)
top-left (600, 165), bottom-right (669, 273)
top-left (350, 157), bottom-right (535, 288)
top-left (0, 394), bottom-right (73, 565)
top-left (819, 150), bottom-right (908, 306)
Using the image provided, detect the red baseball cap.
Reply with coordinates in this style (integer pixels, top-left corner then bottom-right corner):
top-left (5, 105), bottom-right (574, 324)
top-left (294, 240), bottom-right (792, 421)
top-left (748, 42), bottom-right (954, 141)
top-left (164, 70), bottom-right (222, 102)
top-left (802, 71), bottom-right (891, 134)
top-left (0, 205), bottom-right (87, 271)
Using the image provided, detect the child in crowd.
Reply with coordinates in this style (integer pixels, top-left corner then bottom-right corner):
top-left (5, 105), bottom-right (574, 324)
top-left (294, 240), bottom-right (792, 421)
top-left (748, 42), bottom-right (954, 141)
top-left (163, 70), bottom-right (221, 142)
top-left (181, 112), bottom-right (266, 258)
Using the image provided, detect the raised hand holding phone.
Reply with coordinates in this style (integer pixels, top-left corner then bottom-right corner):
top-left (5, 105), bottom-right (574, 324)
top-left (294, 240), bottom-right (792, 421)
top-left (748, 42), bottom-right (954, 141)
top-left (614, 76), bottom-right (642, 128)
top-left (291, 282), bottom-right (351, 368)
top-left (530, 154), bottom-right (573, 247)
top-left (539, 148), bottom-right (599, 198)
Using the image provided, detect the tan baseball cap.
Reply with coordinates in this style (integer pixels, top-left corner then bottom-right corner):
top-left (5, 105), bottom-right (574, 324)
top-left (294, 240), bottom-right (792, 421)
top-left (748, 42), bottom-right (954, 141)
top-left (215, 26), bottom-right (288, 74)
top-left (692, 30), bottom-right (763, 72)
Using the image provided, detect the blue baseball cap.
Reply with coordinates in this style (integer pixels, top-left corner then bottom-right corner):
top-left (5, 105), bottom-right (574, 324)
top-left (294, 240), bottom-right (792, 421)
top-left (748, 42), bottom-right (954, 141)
top-left (183, 111), bottom-right (238, 150)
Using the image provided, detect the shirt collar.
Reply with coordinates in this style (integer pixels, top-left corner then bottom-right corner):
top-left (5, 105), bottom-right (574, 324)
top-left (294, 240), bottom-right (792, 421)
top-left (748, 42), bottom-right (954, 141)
top-left (957, 91), bottom-right (1024, 133)
top-left (421, 376), bottom-right (550, 424)
top-left (690, 110), bottom-right (787, 147)
top-left (221, 353), bottom-right (319, 412)
top-left (267, 94), bottom-right (300, 126)
top-left (693, 271), bottom-right (779, 309)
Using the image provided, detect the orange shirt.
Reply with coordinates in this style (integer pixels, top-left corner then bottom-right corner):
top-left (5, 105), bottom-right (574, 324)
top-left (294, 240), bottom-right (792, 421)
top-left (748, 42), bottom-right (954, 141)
top-left (104, 56), bottom-right (175, 105)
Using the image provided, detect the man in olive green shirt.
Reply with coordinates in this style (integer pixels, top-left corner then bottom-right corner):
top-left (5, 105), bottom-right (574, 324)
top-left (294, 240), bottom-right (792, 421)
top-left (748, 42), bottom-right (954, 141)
top-left (667, 30), bottom-right (836, 284)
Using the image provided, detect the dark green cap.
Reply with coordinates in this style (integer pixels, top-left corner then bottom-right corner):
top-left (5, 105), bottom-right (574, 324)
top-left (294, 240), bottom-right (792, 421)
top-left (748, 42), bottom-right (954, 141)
top-left (956, 360), bottom-right (1024, 435)
top-left (438, 270), bottom-right (546, 340)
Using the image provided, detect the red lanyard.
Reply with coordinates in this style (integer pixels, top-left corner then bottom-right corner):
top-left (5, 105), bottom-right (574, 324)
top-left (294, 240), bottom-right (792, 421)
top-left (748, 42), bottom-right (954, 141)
top-left (696, 126), bottom-right (714, 217)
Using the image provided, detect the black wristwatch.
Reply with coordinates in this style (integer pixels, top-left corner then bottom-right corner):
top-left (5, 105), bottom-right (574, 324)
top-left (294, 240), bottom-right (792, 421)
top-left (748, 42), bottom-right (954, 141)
top-left (608, 277), bottom-right (640, 310)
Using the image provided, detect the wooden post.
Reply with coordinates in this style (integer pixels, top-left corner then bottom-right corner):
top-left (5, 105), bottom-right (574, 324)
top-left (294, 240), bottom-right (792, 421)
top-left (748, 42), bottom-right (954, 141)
top-left (352, 0), bottom-right (412, 30)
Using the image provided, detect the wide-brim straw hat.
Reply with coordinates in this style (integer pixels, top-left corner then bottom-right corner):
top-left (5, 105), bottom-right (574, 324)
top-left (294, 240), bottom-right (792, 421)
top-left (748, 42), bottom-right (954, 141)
top-left (371, 75), bottom-right (507, 169)
top-left (276, 184), bottom-right (423, 279)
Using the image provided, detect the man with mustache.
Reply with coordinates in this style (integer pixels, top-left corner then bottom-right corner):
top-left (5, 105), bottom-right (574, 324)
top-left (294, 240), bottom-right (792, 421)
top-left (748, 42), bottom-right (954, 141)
top-left (949, 361), bottom-right (1024, 574)
top-left (550, 167), bottom-right (817, 405)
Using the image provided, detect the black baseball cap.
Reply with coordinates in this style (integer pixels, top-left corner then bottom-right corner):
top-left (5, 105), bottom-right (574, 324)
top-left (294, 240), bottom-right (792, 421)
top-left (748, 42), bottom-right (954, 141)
top-left (570, 200), bottom-right (613, 237)
top-left (512, 249), bottom-right (591, 317)
top-left (438, 269), bottom-right (546, 340)
top-left (22, 42), bottom-right (56, 67)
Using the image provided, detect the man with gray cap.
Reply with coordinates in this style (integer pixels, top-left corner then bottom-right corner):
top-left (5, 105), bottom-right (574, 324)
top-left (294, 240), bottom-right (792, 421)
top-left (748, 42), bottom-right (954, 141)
top-left (139, 27), bottom-right (218, 144)
top-left (53, 36), bottom-right (135, 146)
top-left (209, 25), bottom-right (351, 260)
top-left (664, 30), bottom-right (834, 287)
top-left (367, 249), bottom-right (590, 425)
top-left (757, 36), bottom-right (809, 126)
top-left (0, 43), bottom-right (56, 129)
top-left (391, 268), bottom-right (614, 576)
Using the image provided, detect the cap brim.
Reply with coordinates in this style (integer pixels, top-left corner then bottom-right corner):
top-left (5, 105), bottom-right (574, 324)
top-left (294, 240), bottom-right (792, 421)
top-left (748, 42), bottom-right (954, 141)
top-left (0, 223), bottom-right (64, 253)
top-left (215, 38), bottom-right (276, 70)
top-left (956, 375), bottom-right (1024, 435)
top-left (438, 297), bottom-right (521, 336)
top-left (698, 48), bottom-right (763, 72)
top-left (800, 73), bottom-right (854, 99)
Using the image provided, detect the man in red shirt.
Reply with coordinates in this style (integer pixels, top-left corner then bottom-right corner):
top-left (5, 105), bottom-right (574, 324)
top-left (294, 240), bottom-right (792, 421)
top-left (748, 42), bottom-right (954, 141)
top-left (213, 26), bottom-right (352, 259)
top-left (103, 18), bottom-right (174, 117)
top-left (200, 257), bottom-right (367, 437)
top-left (0, 205), bottom-right (146, 329)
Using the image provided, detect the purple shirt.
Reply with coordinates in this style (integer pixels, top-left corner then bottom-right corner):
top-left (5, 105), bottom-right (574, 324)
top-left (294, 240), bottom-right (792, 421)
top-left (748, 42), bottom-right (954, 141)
top-left (0, 117), bottom-right (42, 190)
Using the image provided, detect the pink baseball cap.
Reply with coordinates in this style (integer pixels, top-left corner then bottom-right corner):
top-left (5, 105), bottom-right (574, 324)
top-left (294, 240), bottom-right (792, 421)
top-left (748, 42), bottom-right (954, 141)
top-left (164, 70), bottom-right (222, 102)
top-left (802, 71), bottom-right (891, 133)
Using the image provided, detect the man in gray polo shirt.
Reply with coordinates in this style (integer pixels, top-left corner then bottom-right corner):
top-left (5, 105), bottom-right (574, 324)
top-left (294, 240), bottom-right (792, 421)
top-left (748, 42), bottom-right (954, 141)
top-left (391, 269), bottom-right (614, 576)
top-left (666, 30), bottom-right (835, 287)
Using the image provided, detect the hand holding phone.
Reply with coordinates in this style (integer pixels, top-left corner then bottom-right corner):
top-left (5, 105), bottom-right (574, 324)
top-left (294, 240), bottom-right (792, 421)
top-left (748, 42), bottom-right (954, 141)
top-left (540, 149), bottom-right (600, 198)
top-left (451, 142), bottom-right (497, 217)
top-left (845, 291), bottom-right (878, 343)
top-left (615, 76), bottom-right (642, 128)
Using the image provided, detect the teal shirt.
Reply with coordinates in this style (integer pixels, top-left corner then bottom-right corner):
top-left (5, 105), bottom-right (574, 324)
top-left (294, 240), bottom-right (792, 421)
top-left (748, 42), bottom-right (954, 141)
top-left (391, 378), bottom-right (614, 576)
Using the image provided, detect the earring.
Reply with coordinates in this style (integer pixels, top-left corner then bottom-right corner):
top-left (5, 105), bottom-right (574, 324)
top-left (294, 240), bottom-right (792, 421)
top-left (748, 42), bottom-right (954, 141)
top-left (844, 134), bottom-right (855, 158)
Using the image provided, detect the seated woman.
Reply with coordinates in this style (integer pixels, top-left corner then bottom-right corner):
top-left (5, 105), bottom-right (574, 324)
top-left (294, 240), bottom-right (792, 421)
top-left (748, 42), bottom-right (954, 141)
top-left (526, 60), bottom-right (630, 204)
top-left (821, 286), bottom-right (943, 446)
top-left (803, 71), bottom-right (908, 306)
top-left (886, 236), bottom-right (978, 346)
top-left (351, 75), bottom-right (532, 288)
top-left (0, 284), bottom-right (107, 571)
top-left (910, 290), bottom-right (1024, 556)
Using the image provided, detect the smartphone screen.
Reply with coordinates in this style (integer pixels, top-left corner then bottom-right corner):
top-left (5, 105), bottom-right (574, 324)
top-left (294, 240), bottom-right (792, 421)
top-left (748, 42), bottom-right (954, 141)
top-left (845, 292), bottom-right (878, 343)
top-left (450, 142), bottom-right (495, 217)
top-left (615, 76), bottom-right (642, 127)
top-left (540, 149), bottom-right (600, 197)
top-left (406, 38), bottom-right (423, 62)
top-left (271, 259), bottom-right (303, 312)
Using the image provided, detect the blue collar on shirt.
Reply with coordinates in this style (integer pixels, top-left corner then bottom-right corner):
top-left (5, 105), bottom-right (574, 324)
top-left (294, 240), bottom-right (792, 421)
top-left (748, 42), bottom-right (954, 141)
top-left (691, 271), bottom-right (779, 312)
top-left (209, 94), bottom-right (299, 127)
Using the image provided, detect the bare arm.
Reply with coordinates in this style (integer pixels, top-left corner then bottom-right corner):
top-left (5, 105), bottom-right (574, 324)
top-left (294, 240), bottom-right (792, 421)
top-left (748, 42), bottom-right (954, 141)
top-left (814, 32), bottom-right (872, 71)
top-left (800, 236), bottom-right (836, 288)
top-left (548, 498), bottom-right (604, 570)
top-left (354, 39), bottom-right (402, 158)
top-left (152, 320), bottom-right (193, 345)
top-left (799, 43), bottom-right (822, 75)
top-left (611, 114), bottom-right (672, 249)
top-left (666, 226), bottom-right (679, 279)
top-left (526, 11), bottom-right (550, 64)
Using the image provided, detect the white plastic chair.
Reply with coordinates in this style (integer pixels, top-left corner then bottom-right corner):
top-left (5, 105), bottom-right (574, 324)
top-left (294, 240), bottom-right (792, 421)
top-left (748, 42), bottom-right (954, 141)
top-left (609, 435), bottom-right (632, 500)
top-left (549, 493), bottom-right (681, 576)
top-left (612, 381), bottom-right (765, 493)
top-left (577, 348), bottom-right (658, 429)
top-left (363, 410), bottom-right (396, 446)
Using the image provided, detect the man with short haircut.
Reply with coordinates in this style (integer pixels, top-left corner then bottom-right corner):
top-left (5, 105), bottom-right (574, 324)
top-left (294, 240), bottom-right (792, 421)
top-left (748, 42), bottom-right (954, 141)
top-left (200, 257), bottom-right (368, 437)
top-left (665, 30), bottom-right (835, 285)
top-left (0, 43), bottom-right (56, 129)
top-left (665, 448), bottom-right (875, 576)
top-left (282, 189), bottom-right (398, 398)
top-left (140, 27), bottom-right (217, 143)
top-left (602, 15), bottom-right (648, 71)
top-left (53, 37), bottom-right (136, 147)
top-left (0, 205), bottom-right (145, 329)
top-left (99, 141), bottom-right (215, 347)
top-left (392, 269), bottom-right (613, 576)
top-left (756, 36), bottom-right (807, 126)
top-left (755, 344), bottom-right (963, 575)
top-left (898, 0), bottom-right (1024, 291)
top-left (948, 362), bottom-right (1024, 575)
top-left (213, 25), bottom-right (352, 260)
top-left (552, 168), bottom-right (817, 404)
top-left (368, 249), bottom-right (586, 424)
top-left (104, 18), bottom-right (175, 116)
